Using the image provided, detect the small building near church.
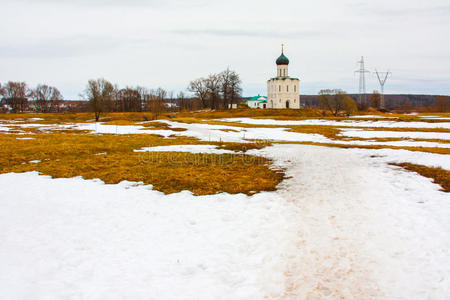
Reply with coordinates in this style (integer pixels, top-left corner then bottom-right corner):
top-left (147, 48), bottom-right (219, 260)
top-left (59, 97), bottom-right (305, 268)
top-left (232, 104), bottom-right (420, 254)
top-left (247, 95), bottom-right (268, 109)
top-left (267, 46), bottom-right (300, 109)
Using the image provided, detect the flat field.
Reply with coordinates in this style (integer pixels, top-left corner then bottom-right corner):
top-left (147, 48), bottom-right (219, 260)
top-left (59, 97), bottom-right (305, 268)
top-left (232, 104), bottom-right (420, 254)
top-left (0, 110), bottom-right (449, 299)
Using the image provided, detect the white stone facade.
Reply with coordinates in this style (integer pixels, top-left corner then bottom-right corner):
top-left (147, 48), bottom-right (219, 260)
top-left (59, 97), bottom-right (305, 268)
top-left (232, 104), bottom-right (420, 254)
top-left (267, 55), bottom-right (300, 109)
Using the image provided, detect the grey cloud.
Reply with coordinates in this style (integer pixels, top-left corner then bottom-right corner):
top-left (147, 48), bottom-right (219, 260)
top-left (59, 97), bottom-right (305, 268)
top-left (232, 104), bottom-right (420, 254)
top-left (355, 4), bottom-right (450, 17)
top-left (10, 0), bottom-right (208, 8)
top-left (170, 29), bottom-right (332, 39)
top-left (0, 36), bottom-right (123, 59)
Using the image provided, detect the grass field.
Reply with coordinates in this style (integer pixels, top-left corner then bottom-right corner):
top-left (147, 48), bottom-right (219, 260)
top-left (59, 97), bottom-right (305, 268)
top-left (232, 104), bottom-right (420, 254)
top-left (1, 110), bottom-right (449, 193)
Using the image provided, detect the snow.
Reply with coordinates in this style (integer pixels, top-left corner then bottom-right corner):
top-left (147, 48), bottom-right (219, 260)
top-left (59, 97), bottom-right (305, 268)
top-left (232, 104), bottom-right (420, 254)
top-left (1, 116), bottom-right (450, 298)
top-left (339, 128), bottom-right (450, 140)
top-left (220, 117), bottom-right (450, 129)
top-left (4, 119), bottom-right (450, 148)
top-left (152, 121), bottom-right (450, 148)
top-left (0, 125), bottom-right (10, 132)
top-left (419, 116), bottom-right (450, 120)
top-left (75, 122), bottom-right (175, 136)
top-left (1, 144), bottom-right (450, 299)
top-left (358, 148), bottom-right (450, 170)
top-left (0, 172), bottom-right (300, 299)
top-left (134, 145), bottom-right (236, 154)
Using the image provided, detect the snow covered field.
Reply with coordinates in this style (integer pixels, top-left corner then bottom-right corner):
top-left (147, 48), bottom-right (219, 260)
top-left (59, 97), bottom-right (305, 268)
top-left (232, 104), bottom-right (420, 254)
top-left (339, 128), bottom-right (450, 140)
top-left (1, 116), bottom-right (449, 299)
top-left (219, 117), bottom-right (450, 129)
top-left (3, 119), bottom-right (450, 148)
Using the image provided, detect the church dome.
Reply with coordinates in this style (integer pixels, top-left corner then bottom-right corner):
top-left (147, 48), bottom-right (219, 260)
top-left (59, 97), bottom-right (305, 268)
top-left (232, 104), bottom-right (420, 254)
top-left (276, 53), bottom-right (289, 65)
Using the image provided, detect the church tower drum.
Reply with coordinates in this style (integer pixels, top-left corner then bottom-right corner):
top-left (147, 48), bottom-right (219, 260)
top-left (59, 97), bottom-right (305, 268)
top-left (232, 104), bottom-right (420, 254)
top-left (267, 45), bottom-right (300, 109)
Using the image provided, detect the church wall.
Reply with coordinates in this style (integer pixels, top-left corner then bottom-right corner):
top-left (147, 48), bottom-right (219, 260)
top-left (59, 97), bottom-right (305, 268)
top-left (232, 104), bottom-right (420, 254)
top-left (267, 79), bottom-right (300, 109)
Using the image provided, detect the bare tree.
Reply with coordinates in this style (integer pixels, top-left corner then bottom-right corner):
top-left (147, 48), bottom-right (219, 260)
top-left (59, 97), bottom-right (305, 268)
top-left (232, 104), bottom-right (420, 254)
top-left (136, 86), bottom-right (150, 111)
top-left (434, 96), bottom-right (450, 112)
top-left (84, 78), bottom-right (115, 121)
top-left (147, 87), bottom-right (167, 118)
top-left (3, 81), bottom-right (31, 113)
top-left (116, 87), bottom-right (141, 112)
top-left (0, 83), bottom-right (5, 112)
top-left (219, 68), bottom-right (242, 109)
top-left (33, 84), bottom-right (63, 113)
top-left (228, 70), bottom-right (242, 108)
top-left (205, 74), bottom-right (221, 110)
top-left (177, 91), bottom-right (190, 111)
top-left (369, 91), bottom-right (381, 109)
top-left (319, 89), bottom-right (357, 116)
top-left (188, 78), bottom-right (209, 109)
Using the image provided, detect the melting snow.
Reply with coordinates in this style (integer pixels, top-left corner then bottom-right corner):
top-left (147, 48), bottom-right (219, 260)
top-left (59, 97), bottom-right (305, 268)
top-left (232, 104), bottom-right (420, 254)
top-left (1, 144), bottom-right (449, 299)
top-left (134, 145), bottom-right (236, 154)
top-left (339, 129), bottom-right (450, 140)
top-left (219, 117), bottom-right (450, 129)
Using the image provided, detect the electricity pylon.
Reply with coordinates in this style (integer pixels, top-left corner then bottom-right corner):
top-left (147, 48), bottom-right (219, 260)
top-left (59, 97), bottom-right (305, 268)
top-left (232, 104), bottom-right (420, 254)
top-left (375, 70), bottom-right (391, 109)
top-left (355, 56), bottom-right (370, 106)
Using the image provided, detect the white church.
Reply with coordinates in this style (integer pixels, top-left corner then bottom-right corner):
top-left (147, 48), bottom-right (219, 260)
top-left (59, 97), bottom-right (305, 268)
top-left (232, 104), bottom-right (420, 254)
top-left (248, 46), bottom-right (301, 109)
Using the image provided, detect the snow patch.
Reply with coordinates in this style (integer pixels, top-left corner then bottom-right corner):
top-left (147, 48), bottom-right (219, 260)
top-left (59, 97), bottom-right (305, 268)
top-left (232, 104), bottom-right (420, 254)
top-left (220, 118), bottom-right (450, 129)
top-left (134, 144), bottom-right (236, 154)
top-left (340, 129), bottom-right (450, 140)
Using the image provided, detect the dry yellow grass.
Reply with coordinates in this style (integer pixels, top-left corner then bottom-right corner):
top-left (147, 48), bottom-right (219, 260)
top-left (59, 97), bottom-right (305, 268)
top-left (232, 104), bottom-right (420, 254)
top-left (392, 163), bottom-right (450, 192)
top-left (215, 141), bottom-right (272, 152)
top-left (287, 125), bottom-right (342, 139)
top-left (0, 133), bottom-right (282, 195)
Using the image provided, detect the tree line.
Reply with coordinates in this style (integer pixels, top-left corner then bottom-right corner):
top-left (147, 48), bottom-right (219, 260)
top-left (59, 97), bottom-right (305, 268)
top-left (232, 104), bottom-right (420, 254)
top-left (0, 81), bottom-right (63, 113)
top-left (188, 68), bottom-right (242, 110)
top-left (85, 68), bottom-right (243, 121)
top-left (0, 68), bottom-right (243, 116)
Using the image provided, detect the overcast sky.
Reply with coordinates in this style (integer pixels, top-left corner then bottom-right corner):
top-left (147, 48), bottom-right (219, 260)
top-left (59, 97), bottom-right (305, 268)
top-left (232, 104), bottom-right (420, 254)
top-left (1, 0), bottom-right (449, 99)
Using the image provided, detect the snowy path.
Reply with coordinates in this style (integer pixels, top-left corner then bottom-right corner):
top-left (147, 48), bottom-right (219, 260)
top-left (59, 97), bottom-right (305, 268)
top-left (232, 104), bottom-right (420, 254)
top-left (1, 144), bottom-right (449, 299)
top-left (252, 145), bottom-right (450, 299)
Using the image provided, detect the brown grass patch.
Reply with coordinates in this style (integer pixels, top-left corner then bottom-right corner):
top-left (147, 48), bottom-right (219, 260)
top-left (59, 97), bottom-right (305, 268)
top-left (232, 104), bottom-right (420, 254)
top-left (215, 141), bottom-right (272, 152)
top-left (139, 122), bottom-right (187, 132)
top-left (219, 129), bottom-right (240, 133)
top-left (287, 125), bottom-right (341, 139)
top-left (141, 121), bottom-right (171, 129)
top-left (0, 133), bottom-right (283, 195)
top-left (392, 163), bottom-right (450, 192)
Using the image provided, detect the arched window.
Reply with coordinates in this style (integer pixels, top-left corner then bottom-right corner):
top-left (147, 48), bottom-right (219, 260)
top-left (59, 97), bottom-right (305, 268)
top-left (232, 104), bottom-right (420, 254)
top-left (294, 85), bottom-right (296, 92)
top-left (279, 85), bottom-right (281, 92)
top-left (286, 100), bottom-right (290, 108)
top-left (287, 85), bottom-right (289, 92)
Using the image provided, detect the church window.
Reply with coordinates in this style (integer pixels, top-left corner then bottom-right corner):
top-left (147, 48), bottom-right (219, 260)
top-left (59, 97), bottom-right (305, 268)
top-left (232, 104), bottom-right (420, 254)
top-left (287, 85), bottom-right (289, 92)
top-left (279, 85), bottom-right (281, 92)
